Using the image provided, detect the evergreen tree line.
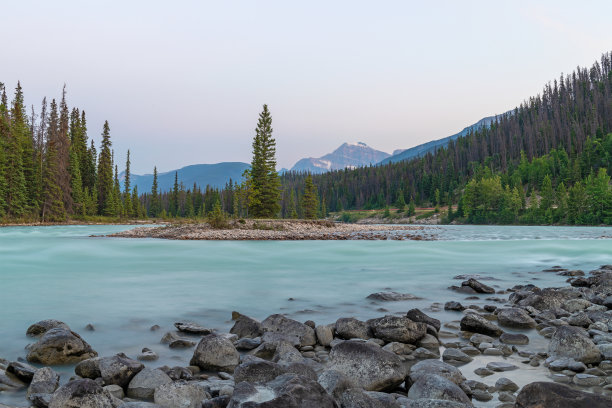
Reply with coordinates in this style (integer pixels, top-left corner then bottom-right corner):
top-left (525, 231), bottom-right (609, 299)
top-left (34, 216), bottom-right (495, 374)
top-left (0, 82), bottom-right (146, 221)
top-left (276, 52), bottom-right (612, 224)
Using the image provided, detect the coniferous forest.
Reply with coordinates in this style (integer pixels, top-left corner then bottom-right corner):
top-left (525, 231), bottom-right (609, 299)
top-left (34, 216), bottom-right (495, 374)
top-left (1, 52), bottom-right (611, 225)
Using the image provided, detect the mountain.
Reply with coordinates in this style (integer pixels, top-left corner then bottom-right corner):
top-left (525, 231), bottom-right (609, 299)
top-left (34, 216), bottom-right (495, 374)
top-left (290, 142), bottom-right (390, 174)
top-left (127, 162), bottom-right (250, 193)
top-left (379, 116), bottom-right (496, 165)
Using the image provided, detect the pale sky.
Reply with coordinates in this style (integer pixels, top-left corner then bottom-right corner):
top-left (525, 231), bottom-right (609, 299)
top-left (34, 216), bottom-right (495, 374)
top-left (2, 1), bottom-right (612, 173)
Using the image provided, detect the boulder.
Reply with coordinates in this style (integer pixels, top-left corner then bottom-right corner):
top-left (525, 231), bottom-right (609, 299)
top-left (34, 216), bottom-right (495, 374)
top-left (153, 381), bottom-right (209, 408)
top-left (327, 340), bottom-right (405, 391)
top-left (499, 333), bottom-right (529, 345)
top-left (496, 308), bottom-right (536, 329)
top-left (174, 322), bottom-right (213, 335)
top-left (548, 326), bottom-right (602, 364)
top-left (48, 379), bottom-right (114, 408)
top-left (317, 369), bottom-right (355, 399)
top-left (460, 313), bottom-right (503, 337)
top-left (261, 314), bottom-right (316, 347)
top-left (442, 348), bottom-right (472, 364)
top-left (515, 381), bottom-right (612, 408)
top-left (75, 353), bottom-right (144, 388)
top-left (127, 368), bottom-right (172, 400)
top-left (27, 367), bottom-right (60, 396)
top-left (228, 373), bottom-right (335, 407)
top-left (27, 320), bottom-right (70, 337)
top-left (408, 360), bottom-right (466, 386)
top-left (6, 361), bottom-right (37, 383)
top-left (495, 377), bottom-right (518, 392)
top-left (407, 374), bottom-right (471, 404)
top-left (340, 388), bottom-right (399, 408)
top-left (230, 313), bottom-right (264, 339)
top-left (407, 309), bottom-right (441, 331)
top-left (315, 324), bottom-right (334, 346)
top-left (444, 301), bottom-right (465, 311)
top-left (335, 318), bottom-right (371, 340)
top-left (461, 278), bottom-right (495, 294)
top-left (27, 328), bottom-right (97, 365)
top-left (371, 315), bottom-right (427, 343)
top-left (366, 291), bottom-right (421, 301)
top-left (190, 333), bottom-right (239, 373)
top-left (233, 359), bottom-right (284, 384)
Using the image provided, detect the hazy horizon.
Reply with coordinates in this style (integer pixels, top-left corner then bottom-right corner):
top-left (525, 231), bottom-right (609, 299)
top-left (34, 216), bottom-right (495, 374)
top-left (2, 1), bottom-right (612, 173)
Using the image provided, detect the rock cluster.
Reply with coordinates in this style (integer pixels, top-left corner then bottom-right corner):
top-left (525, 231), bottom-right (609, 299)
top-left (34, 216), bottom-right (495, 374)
top-left (3, 265), bottom-right (612, 408)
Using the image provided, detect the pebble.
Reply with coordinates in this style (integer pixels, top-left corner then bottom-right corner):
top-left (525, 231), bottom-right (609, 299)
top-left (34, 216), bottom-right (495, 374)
top-left (573, 373), bottom-right (603, 386)
top-left (486, 362), bottom-right (518, 372)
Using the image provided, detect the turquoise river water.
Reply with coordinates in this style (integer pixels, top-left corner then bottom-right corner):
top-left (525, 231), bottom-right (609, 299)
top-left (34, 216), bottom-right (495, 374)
top-left (1, 224), bottom-right (612, 406)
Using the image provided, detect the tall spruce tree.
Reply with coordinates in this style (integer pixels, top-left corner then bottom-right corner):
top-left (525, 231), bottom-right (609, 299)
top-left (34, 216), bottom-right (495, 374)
top-left (170, 171), bottom-right (179, 217)
top-left (249, 104), bottom-right (281, 218)
top-left (149, 166), bottom-right (160, 217)
top-left (123, 150), bottom-right (133, 217)
top-left (57, 86), bottom-right (72, 213)
top-left (302, 174), bottom-right (319, 219)
top-left (11, 82), bottom-right (38, 214)
top-left (97, 121), bottom-right (114, 215)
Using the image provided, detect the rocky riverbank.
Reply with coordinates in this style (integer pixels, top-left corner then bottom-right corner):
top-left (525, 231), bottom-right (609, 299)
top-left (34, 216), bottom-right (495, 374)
top-left (2, 265), bottom-right (612, 407)
top-left (107, 220), bottom-right (434, 240)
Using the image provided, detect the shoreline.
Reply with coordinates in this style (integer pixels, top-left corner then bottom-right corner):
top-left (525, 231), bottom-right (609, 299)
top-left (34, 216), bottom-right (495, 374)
top-left (2, 264), bottom-right (612, 407)
top-left (106, 219), bottom-right (436, 241)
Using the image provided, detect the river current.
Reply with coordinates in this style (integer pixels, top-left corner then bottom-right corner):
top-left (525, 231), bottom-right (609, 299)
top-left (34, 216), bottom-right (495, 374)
top-left (1, 224), bottom-right (611, 405)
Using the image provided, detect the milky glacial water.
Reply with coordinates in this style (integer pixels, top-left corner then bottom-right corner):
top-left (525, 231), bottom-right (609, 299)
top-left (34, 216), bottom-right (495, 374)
top-left (1, 224), bottom-right (611, 406)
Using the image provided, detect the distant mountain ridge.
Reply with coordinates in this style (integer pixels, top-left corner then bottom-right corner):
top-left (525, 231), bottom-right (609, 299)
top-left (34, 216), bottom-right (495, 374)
top-left (379, 116), bottom-right (496, 165)
top-left (126, 162), bottom-right (250, 193)
top-left (290, 142), bottom-right (390, 174)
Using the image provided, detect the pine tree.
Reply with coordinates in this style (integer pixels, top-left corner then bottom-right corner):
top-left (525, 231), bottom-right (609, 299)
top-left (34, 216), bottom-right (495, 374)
top-left (68, 147), bottom-right (84, 216)
top-left (41, 123), bottom-right (66, 222)
top-left (249, 104), bottom-right (281, 218)
top-left (149, 166), bottom-right (160, 217)
top-left (302, 175), bottom-right (319, 219)
top-left (396, 189), bottom-right (406, 211)
top-left (97, 121), bottom-right (114, 215)
top-left (131, 186), bottom-right (141, 218)
top-left (57, 86), bottom-right (72, 213)
top-left (289, 190), bottom-right (298, 218)
top-left (113, 164), bottom-right (122, 217)
top-left (11, 82), bottom-right (38, 214)
top-left (408, 200), bottom-right (416, 216)
top-left (123, 150), bottom-right (133, 217)
top-left (170, 172), bottom-right (179, 217)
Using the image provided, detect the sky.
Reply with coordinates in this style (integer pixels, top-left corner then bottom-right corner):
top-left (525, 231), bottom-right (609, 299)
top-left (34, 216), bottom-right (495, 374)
top-left (2, 1), bottom-right (612, 174)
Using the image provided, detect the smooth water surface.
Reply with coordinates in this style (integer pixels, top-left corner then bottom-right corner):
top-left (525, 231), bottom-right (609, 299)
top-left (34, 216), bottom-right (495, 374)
top-left (0, 224), bottom-right (611, 405)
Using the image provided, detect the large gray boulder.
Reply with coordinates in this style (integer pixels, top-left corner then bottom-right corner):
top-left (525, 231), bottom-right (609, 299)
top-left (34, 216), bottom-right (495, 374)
top-left (335, 318), bottom-right (371, 340)
top-left (461, 278), bottom-right (495, 294)
top-left (327, 340), bottom-right (405, 391)
top-left (407, 359), bottom-right (466, 386)
top-left (315, 324), bottom-right (334, 346)
top-left (317, 369), bottom-right (355, 399)
top-left (230, 313), bottom-right (264, 339)
top-left (26, 320), bottom-right (70, 337)
top-left (27, 328), bottom-right (97, 365)
top-left (48, 379), bottom-right (114, 408)
top-left (460, 313), bottom-right (503, 337)
top-left (406, 309), bottom-right (441, 332)
top-left (6, 361), bottom-right (37, 383)
top-left (190, 333), bottom-right (240, 373)
top-left (75, 353), bottom-right (144, 388)
top-left (233, 359), bottom-right (284, 384)
top-left (153, 381), bottom-right (210, 408)
top-left (407, 374), bottom-right (472, 405)
top-left (27, 367), bottom-right (60, 396)
top-left (261, 314), bottom-right (316, 347)
top-left (127, 368), bottom-right (172, 400)
top-left (496, 308), bottom-right (536, 329)
top-left (515, 381), bottom-right (612, 407)
top-left (371, 316), bottom-right (427, 344)
top-left (340, 388), bottom-right (400, 408)
top-left (548, 326), bottom-right (602, 364)
top-left (228, 373), bottom-right (335, 408)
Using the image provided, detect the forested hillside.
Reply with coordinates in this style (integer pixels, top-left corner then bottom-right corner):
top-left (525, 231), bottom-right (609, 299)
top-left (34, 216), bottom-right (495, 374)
top-left (0, 83), bottom-right (139, 221)
top-left (280, 52), bottom-right (612, 224)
